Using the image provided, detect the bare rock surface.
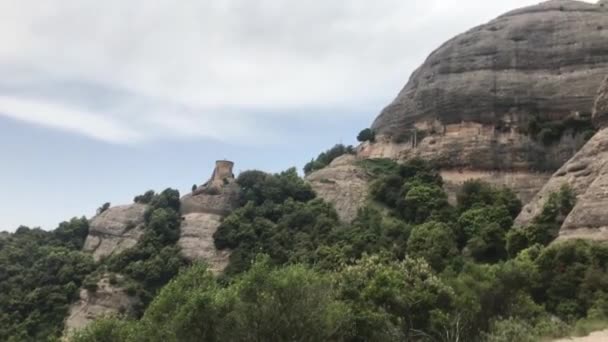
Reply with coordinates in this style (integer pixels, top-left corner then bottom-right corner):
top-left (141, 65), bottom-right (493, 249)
top-left (177, 160), bottom-right (240, 272)
top-left (362, 1), bottom-right (608, 204)
top-left (373, 0), bottom-right (608, 139)
top-left (83, 204), bottom-right (147, 261)
top-left (594, 76), bottom-right (608, 127)
top-left (178, 213), bottom-right (231, 273)
top-left (516, 76), bottom-right (608, 241)
top-left (306, 155), bottom-right (370, 223)
top-left (64, 275), bottom-right (139, 336)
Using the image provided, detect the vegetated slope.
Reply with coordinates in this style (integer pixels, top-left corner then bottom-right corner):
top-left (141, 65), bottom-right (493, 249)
top-left (69, 158), bottom-right (608, 341)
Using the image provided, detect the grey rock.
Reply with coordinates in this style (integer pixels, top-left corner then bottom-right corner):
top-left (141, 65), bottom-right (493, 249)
top-left (367, 0), bottom-right (608, 182)
top-left (306, 155), bottom-right (370, 222)
top-left (593, 76), bottom-right (608, 128)
top-left (178, 160), bottom-right (240, 271)
top-left (83, 204), bottom-right (147, 261)
top-left (64, 274), bottom-right (139, 336)
top-left (373, 0), bottom-right (608, 139)
top-left (516, 76), bottom-right (608, 241)
top-left (178, 213), bottom-right (231, 273)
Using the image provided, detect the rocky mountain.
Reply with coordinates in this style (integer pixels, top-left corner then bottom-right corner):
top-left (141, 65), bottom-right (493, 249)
top-left (178, 160), bottom-right (239, 273)
top-left (64, 161), bottom-right (240, 333)
top-left (83, 204), bottom-right (147, 261)
top-left (516, 76), bottom-right (608, 240)
top-left (64, 275), bottom-right (139, 335)
top-left (362, 0), bottom-right (608, 202)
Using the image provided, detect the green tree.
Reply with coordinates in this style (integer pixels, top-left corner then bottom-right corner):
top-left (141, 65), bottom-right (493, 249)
top-left (402, 184), bottom-right (448, 224)
top-left (407, 221), bottom-right (458, 271)
top-left (357, 128), bottom-right (376, 142)
top-left (336, 255), bottom-right (455, 341)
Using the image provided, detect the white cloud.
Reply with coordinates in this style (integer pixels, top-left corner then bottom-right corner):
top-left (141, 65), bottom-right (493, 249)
top-left (0, 0), bottom-right (596, 143)
top-left (0, 95), bottom-right (141, 143)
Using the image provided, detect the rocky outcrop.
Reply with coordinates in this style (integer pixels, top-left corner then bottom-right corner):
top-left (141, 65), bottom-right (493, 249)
top-left (362, 0), bottom-right (608, 203)
top-left (516, 75), bottom-right (608, 241)
top-left (306, 155), bottom-right (370, 222)
top-left (179, 213), bottom-right (231, 273)
top-left (373, 0), bottom-right (608, 139)
top-left (178, 160), bottom-right (240, 272)
top-left (83, 204), bottom-right (147, 261)
top-left (64, 274), bottom-right (139, 336)
top-left (594, 76), bottom-right (608, 127)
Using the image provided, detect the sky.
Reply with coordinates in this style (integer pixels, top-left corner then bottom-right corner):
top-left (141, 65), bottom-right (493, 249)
top-left (0, 0), bottom-right (595, 231)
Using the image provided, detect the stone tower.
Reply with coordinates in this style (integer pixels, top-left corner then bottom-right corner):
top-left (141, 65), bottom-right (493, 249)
top-left (209, 160), bottom-right (235, 186)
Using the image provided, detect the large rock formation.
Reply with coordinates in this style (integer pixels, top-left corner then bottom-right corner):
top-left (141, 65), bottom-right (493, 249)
top-left (306, 155), bottom-right (370, 222)
top-left (178, 160), bottom-right (240, 273)
top-left (362, 0), bottom-right (608, 203)
top-left (516, 75), bottom-right (608, 241)
top-left (64, 274), bottom-right (139, 336)
top-left (83, 204), bottom-right (147, 261)
top-left (373, 0), bottom-right (608, 138)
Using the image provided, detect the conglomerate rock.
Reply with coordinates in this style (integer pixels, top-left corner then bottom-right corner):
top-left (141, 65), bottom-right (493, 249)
top-left (361, 0), bottom-right (608, 204)
top-left (516, 75), bottom-right (608, 241)
top-left (306, 155), bottom-right (370, 223)
top-left (82, 204), bottom-right (147, 261)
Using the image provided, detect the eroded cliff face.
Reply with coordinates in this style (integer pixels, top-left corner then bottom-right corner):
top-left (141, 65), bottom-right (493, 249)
top-left (177, 160), bottom-right (240, 273)
top-left (68, 162), bottom-right (241, 333)
top-left (83, 204), bottom-right (147, 261)
top-left (64, 275), bottom-right (139, 336)
top-left (359, 0), bottom-right (608, 204)
top-left (516, 76), bottom-right (608, 241)
top-left (373, 0), bottom-right (608, 138)
top-left (306, 155), bottom-right (370, 222)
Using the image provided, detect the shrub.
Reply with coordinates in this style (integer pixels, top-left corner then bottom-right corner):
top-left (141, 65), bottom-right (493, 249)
top-left (134, 190), bottom-right (155, 204)
top-left (407, 221), bottom-right (458, 271)
top-left (97, 202), bottom-right (111, 215)
top-left (357, 128), bottom-right (376, 142)
top-left (303, 144), bottom-right (355, 175)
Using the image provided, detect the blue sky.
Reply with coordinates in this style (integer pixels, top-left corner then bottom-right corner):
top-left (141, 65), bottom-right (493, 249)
top-left (1, 0), bottom-right (592, 231)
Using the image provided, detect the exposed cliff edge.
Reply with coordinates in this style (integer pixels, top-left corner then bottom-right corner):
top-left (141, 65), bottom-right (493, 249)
top-left (357, 0), bottom-right (608, 204)
top-left (373, 0), bottom-right (608, 140)
top-left (516, 76), bottom-right (608, 241)
top-left (83, 204), bottom-right (147, 261)
top-left (67, 161), bottom-right (240, 334)
top-left (178, 160), bottom-right (239, 273)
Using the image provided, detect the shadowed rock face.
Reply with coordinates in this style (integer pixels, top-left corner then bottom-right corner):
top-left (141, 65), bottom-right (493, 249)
top-left (516, 75), bottom-right (608, 241)
top-left (593, 76), bottom-right (608, 128)
top-left (373, 0), bottom-right (608, 138)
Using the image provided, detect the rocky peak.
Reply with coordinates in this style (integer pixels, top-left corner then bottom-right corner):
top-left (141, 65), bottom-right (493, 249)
top-left (361, 0), bottom-right (608, 205)
top-left (193, 160), bottom-right (236, 195)
top-left (178, 160), bottom-right (240, 273)
top-left (372, 0), bottom-right (608, 139)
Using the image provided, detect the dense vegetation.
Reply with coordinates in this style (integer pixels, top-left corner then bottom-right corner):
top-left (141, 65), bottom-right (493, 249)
top-left (0, 219), bottom-right (93, 341)
top-left (86, 189), bottom-right (187, 314)
top-left (357, 128), bottom-right (376, 142)
top-left (0, 189), bottom-right (186, 341)
top-left (303, 144), bottom-right (355, 175)
top-left (4, 157), bottom-right (608, 341)
top-left (521, 115), bottom-right (596, 146)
